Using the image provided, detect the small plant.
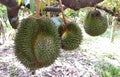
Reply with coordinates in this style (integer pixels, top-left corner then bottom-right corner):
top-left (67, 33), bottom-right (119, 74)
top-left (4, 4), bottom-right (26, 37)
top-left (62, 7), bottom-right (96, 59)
top-left (101, 52), bottom-right (116, 59)
top-left (94, 61), bottom-right (120, 77)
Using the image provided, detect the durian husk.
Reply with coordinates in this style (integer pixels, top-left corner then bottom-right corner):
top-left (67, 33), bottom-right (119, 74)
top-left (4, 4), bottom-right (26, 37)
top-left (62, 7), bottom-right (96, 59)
top-left (58, 22), bottom-right (83, 50)
top-left (15, 17), bottom-right (60, 70)
top-left (84, 10), bottom-right (108, 36)
top-left (34, 18), bottom-right (60, 68)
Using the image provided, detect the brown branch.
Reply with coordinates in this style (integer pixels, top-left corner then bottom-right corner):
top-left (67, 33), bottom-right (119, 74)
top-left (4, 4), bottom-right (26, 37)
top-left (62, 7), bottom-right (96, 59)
top-left (96, 5), bottom-right (120, 17)
top-left (61, 0), bottom-right (104, 10)
top-left (44, 6), bottom-right (66, 12)
top-left (59, 0), bottom-right (67, 25)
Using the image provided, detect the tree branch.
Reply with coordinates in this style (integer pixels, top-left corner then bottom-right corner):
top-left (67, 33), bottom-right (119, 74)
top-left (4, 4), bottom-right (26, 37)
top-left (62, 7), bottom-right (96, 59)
top-left (44, 6), bottom-right (66, 12)
top-left (61, 0), bottom-right (104, 10)
top-left (96, 5), bottom-right (120, 17)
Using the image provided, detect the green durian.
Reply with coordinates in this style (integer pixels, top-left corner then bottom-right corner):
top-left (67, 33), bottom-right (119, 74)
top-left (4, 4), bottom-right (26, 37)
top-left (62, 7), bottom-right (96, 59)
top-left (15, 17), bottom-right (60, 70)
top-left (58, 22), bottom-right (82, 50)
top-left (84, 10), bottom-right (108, 36)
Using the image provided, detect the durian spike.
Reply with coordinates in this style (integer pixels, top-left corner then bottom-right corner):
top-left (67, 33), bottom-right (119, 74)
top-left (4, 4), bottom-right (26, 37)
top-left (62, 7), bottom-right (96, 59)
top-left (35, 0), bottom-right (40, 18)
top-left (58, 0), bottom-right (67, 27)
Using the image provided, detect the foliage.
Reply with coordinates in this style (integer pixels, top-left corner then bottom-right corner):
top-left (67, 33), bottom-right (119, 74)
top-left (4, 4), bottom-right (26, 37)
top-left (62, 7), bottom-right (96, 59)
top-left (0, 4), bottom-right (7, 20)
top-left (18, 0), bottom-right (23, 6)
top-left (0, 4), bottom-right (12, 31)
top-left (19, 0), bottom-right (58, 14)
top-left (64, 8), bottom-right (88, 24)
top-left (30, 0), bottom-right (35, 13)
top-left (94, 61), bottom-right (120, 77)
top-left (99, 0), bottom-right (120, 14)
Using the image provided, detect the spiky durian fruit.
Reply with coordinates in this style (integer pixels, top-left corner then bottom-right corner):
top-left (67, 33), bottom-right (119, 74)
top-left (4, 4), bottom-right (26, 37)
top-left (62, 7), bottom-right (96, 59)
top-left (34, 18), bottom-right (60, 68)
top-left (58, 22), bottom-right (82, 50)
top-left (15, 17), bottom-right (60, 70)
top-left (84, 10), bottom-right (108, 36)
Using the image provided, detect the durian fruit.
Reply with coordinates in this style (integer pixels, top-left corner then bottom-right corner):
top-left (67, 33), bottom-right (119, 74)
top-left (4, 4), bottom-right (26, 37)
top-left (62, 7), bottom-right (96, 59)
top-left (15, 17), bottom-right (60, 70)
top-left (58, 22), bottom-right (82, 50)
top-left (84, 10), bottom-right (108, 36)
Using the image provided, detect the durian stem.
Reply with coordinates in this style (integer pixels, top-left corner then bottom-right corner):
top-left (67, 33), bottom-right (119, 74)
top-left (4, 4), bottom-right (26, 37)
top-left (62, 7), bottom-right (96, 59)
top-left (35, 0), bottom-right (40, 18)
top-left (47, 0), bottom-right (51, 18)
top-left (94, 5), bottom-right (97, 10)
top-left (58, 0), bottom-right (67, 26)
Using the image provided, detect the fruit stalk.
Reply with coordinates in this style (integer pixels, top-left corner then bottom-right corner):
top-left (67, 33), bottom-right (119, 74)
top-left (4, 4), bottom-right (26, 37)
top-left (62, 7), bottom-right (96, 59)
top-left (35, 0), bottom-right (40, 18)
top-left (58, 0), bottom-right (67, 26)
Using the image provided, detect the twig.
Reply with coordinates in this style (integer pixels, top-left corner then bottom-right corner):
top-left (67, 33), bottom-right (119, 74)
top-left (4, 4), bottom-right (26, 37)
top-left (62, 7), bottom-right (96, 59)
top-left (44, 6), bottom-right (66, 12)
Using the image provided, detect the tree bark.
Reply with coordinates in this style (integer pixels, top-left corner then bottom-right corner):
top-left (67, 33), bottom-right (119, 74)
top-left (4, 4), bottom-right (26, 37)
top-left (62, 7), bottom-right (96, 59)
top-left (61, 0), bottom-right (104, 10)
top-left (44, 6), bottom-right (66, 12)
top-left (0, 0), bottom-right (18, 8)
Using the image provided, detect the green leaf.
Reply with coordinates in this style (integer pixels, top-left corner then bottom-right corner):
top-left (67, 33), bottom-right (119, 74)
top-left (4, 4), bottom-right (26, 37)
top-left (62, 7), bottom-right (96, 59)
top-left (39, 0), bottom-right (46, 12)
top-left (30, 0), bottom-right (35, 14)
top-left (18, 0), bottom-right (23, 6)
top-left (102, 71), bottom-right (112, 77)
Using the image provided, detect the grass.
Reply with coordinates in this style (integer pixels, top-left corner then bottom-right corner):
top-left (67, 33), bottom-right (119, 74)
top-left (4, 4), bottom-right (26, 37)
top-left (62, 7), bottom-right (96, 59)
top-left (94, 61), bottom-right (120, 77)
top-left (101, 52), bottom-right (116, 59)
